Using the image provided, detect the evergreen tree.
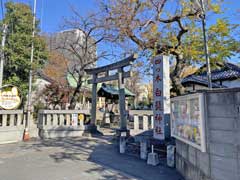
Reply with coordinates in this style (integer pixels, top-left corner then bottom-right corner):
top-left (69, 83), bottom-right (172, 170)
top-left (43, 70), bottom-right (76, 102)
top-left (1, 2), bottom-right (48, 101)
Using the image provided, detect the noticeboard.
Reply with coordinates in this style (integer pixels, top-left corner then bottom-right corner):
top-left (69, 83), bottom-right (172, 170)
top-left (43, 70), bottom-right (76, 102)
top-left (171, 93), bottom-right (206, 152)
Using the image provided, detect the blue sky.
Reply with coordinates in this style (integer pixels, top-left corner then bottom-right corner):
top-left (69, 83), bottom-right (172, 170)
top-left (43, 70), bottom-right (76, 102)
top-left (1, 0), bottom-right (239, 64)
top-left (40, 0), bottom-right (97, 32)
top-left (4, 0), bottom-right (237, 33)
top-left (1, 0), bottom-right (97, 32)
top-left (39, 0), bottom-right (239, 64)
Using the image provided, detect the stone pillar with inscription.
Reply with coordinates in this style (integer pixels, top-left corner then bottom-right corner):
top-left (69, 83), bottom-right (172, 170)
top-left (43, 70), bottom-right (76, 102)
top-left (153, 56), bottom-right (170, 140)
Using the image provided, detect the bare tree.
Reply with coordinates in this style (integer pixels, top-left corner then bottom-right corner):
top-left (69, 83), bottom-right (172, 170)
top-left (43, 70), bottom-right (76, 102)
top-left (49, 11), bottom-right (111, 108)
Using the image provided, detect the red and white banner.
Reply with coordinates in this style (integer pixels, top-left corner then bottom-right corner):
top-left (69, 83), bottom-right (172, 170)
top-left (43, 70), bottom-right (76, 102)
top-left (153, 56), bottom-right (170, 140)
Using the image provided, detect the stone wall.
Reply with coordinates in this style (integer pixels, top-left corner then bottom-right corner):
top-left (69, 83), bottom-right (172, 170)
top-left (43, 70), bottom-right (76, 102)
top-left (176, 88), bottom-right (240, 180)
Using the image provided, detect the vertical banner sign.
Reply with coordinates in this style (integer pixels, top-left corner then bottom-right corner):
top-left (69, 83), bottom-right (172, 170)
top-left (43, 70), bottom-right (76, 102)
top-left (153, 56), bottom-right (170, 140)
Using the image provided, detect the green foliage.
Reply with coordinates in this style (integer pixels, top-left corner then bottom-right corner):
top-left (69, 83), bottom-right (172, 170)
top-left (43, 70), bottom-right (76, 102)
top-left (1, 2), bottom-right (48, 101)
top-left (183, 18), bottom-right (239, 68)
top-left (100, 0), bottom-right (239, 96)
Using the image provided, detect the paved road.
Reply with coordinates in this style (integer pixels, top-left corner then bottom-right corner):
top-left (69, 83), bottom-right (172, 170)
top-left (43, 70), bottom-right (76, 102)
top-left (0, 133), bottom-right (183, 180)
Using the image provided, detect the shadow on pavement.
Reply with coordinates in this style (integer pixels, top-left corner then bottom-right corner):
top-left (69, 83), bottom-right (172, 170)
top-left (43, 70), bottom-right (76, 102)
top-left (14, 134), bottom-right (183, 180)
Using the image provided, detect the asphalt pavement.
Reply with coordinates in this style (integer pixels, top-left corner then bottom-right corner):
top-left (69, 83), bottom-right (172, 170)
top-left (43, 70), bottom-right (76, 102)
top-left (0, 130), bottom-right (183, 180)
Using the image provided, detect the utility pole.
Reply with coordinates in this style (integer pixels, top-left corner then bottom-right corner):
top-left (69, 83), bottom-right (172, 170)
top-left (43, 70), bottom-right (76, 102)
top-left (0, 24), bottom-right (7, 88)
top-left (190, 0), bottom-right (212, 89)
top-left (24, 0), bottom-right (37, 140)
top-left (199, 0), bottom-right (212, 89)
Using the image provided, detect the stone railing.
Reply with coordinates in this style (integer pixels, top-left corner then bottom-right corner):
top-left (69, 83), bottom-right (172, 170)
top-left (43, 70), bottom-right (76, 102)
top-left (38, 109), bottom-right (90, 139)
top-left (128, 110), bottom-right (154, 135)
top-left (0, 110), bottom-right (25, 144)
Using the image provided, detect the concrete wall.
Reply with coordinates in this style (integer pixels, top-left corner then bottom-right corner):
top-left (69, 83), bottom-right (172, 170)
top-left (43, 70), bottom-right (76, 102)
top-left (176, 88), bottom-right (240, 180)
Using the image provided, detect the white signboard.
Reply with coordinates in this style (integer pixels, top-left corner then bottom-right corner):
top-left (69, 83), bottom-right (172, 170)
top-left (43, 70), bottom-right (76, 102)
top-left (0, 85), bottom-right (21, 110)
top-left (171, 93), bottom-right (206, 152)
top-left (153, 56), bottom-right (170, 140)
top-left (71, 114), bottom-right (78, 126)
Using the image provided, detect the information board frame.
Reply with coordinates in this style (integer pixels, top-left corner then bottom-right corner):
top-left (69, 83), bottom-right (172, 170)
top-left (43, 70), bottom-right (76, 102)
top-left (171, 93), bottom-right (206, 152)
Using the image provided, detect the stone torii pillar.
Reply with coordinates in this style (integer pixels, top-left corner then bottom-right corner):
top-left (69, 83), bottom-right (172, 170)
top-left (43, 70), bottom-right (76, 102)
top-left (91, 74), bottom-right (97, 126)
top-left (118, 67), bottom-right (127, 130)
top-left (85, 54), bottom-right (137, 132)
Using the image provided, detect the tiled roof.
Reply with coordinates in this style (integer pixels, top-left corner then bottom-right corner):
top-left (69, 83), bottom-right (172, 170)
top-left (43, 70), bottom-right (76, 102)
top-left (36, 71), bottom-right (55, 83)
top-left (181, 75), bottom-right (226, 88)
top-left (98, 83), bottom-right (135, 98)
top-left (182, 62), bottom-right (240, 87)
top-left (211, 63), bottom-right (240, 81)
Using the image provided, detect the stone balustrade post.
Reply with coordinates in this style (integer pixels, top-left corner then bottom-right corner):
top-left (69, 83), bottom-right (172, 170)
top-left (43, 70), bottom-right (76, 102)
top-left (9, 114), bottom-right (14, 127)
top-left (53, 114), bottom-right (58, 126)
top-left (134, 115), bottom-right (139, 131)
top-left (151, 115), bottom-right (154, 129)
top-left (2, 114), bottom-right (7, 127)
top-left (143, 115), bottom-right (148, 130)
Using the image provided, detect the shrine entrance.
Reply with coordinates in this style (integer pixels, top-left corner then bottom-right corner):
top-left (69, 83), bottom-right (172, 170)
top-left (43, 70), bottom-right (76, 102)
top-left (85, 54), bottom-right (137, 132)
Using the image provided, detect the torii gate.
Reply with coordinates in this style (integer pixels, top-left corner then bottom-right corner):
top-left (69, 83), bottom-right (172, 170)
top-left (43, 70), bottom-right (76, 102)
top-left (85, 54), bottom-right (137, 132)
